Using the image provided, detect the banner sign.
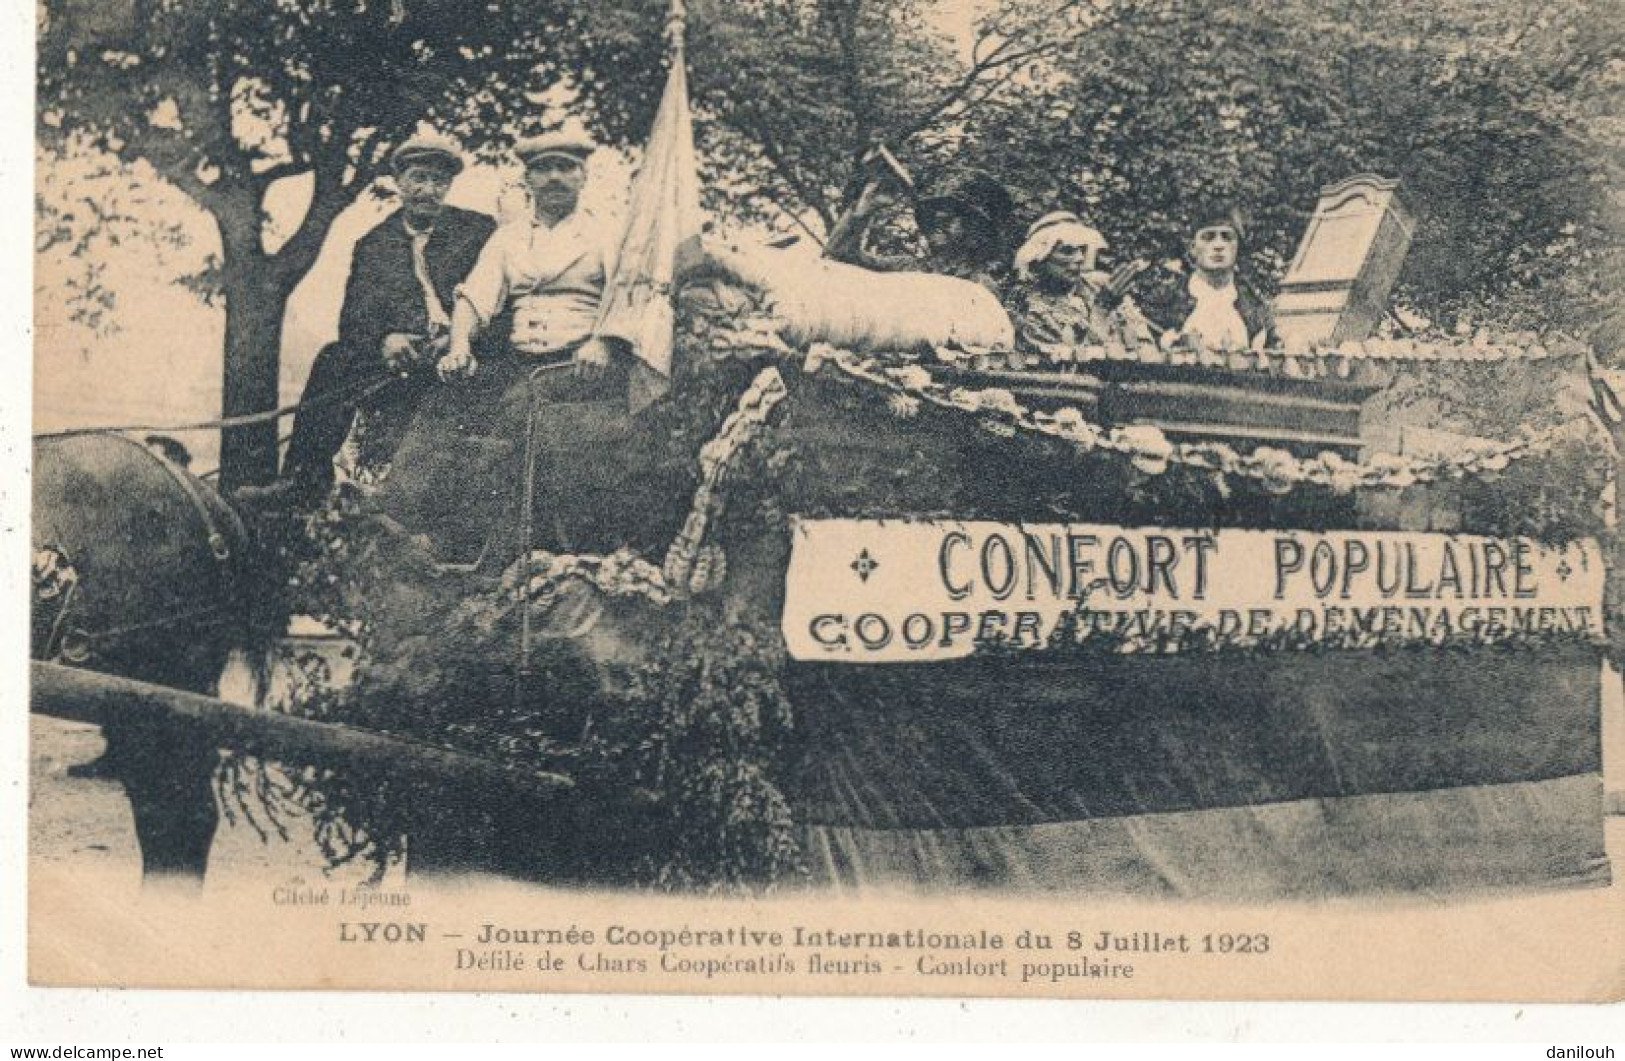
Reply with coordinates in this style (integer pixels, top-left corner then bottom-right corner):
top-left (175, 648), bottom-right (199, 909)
top-left (781, 518), bottom-right (1605, 663)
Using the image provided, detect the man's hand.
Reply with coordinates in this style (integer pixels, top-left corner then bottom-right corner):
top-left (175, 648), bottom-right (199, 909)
top-left (573, 336), bottom-right (614, 380)
top-left (437, 342), bottom-right (478, 382)
top-left (381, 333), bottom-right (421, 374)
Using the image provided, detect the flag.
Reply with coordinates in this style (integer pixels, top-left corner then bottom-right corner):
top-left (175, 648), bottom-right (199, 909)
top-left (595, 1), bottom-right (703, 414)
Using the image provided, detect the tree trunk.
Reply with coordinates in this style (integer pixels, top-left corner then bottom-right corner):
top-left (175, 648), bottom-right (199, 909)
top-left (215, 201), bottom-right (288, 489)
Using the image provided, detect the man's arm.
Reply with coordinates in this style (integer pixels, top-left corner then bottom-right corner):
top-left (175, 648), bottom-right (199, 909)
top-left (1240, 281), bottom-right (1280, 350)
top-left (823, 184), bottom-right (878, 264)
top-left (339, 225), bottom-right (434, 374)
top-left (336, 231), bottom-right (391, 359)
top-left (435, 208), bottom-right (498, 304)
top-left (577, 215), bottom-right (637, 380)
top-left (572, 333), bottom-right (631, 379)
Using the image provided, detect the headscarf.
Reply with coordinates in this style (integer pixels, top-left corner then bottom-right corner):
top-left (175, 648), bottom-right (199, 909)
top-left (1013, 211), bottom-right (1108, 281)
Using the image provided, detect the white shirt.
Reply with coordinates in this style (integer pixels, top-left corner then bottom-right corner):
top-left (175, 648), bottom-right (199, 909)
top-left (456, 208), bottom-right (620, 356)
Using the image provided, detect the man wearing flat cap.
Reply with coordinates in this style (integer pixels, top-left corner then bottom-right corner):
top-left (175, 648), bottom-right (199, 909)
top-left (438, 130), bottom-right (624, 381)
top-left (275, 132), bottom-right (495, 503)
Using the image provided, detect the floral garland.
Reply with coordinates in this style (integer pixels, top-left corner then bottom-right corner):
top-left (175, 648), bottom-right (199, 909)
top-left (808, 343), bottom-right (1592, 496)
top-left (678, 293), bottom-right (1605, 498)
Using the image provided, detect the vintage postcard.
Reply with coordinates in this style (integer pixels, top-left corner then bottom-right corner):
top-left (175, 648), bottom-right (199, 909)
top-left (27, 0), bottom-right (1625, 1002)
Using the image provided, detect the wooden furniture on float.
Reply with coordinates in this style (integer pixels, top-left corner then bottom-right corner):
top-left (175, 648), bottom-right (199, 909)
top-left (1273, 175), bottom-right (1415, 349)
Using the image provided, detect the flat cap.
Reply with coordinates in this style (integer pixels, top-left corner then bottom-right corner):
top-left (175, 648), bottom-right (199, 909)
top-left (389, 133), bottom-right (465, 176)
top-left (515, 130), bottom-right (596, 167)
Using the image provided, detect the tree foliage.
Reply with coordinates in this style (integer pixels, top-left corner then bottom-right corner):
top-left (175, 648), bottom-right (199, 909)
top-left (680, 0), bottom-right (1101, 235)
top-left (673, 0), bottom-right (1622, 348)
top-left (35, 144), bottom-right (204, 338)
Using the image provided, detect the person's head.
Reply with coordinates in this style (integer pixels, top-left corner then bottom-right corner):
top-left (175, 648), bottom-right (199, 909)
top-left (917, 202), bottom-right (980, 259)
top-left (389, 134), bottom-right (465, 224)
top-left (1013, 211), bottom-right (1108, 289)
top-left (1186, 205), bottom-right (1245, 276)
top-left (915, 172), bottom-right (1014, 272)
top-left (516, 132), bottom-right (594, 220)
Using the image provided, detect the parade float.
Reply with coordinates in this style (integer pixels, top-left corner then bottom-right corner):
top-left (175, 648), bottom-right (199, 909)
top-left (228, 267), bottom-right (1608, 895)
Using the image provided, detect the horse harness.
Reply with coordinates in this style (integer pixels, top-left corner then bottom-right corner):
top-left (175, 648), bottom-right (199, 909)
top-left (33, 434), bottom-right (248, 666)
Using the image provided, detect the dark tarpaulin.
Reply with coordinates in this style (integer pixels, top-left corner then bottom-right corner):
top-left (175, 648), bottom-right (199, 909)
top-left (786, 644), bottom-right (1609, 895)
top-left (803, 775), bottom-right (1608, 897)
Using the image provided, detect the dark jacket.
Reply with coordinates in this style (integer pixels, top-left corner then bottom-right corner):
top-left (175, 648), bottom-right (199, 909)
top-left (1139, 269), bottom-right (1278, 350)
top-left (337, 204), bottom-right (496, 361)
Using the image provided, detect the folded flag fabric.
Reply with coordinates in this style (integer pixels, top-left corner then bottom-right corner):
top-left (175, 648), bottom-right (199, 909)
top-left (595, 2), bottom-right (704, 414)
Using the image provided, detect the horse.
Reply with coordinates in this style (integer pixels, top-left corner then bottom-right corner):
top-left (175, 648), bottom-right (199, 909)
top-left (32, 432), bottom-right (253, 883)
